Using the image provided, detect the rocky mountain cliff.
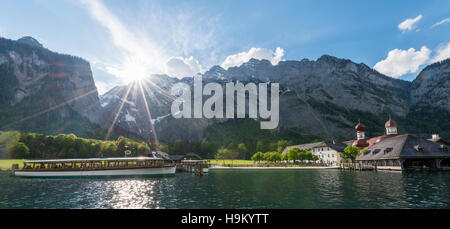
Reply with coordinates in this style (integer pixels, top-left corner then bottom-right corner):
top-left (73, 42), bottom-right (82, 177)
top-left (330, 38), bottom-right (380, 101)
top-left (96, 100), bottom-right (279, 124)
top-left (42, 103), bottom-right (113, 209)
top-left (0, 37), bottom-right (103, 137)
top-left (411, 59), bottom-right (450, 111)
top-left (1, 36), bottom-right (449, 144)
top-left (100, 55), bottom-right (450, 143)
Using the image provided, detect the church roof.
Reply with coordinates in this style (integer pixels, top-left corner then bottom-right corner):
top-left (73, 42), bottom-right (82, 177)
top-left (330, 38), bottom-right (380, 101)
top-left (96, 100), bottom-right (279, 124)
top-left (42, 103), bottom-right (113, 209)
top-left (356, 134), bottom-right (450, 161)
top-left (385, 119), bottom-right (397, 128)
top-left (352, 134), bottom-right (401, 149)
top-left (282, 141), bottom-right (348, 153)
top-left (355, 122), bottom-right (365, 132)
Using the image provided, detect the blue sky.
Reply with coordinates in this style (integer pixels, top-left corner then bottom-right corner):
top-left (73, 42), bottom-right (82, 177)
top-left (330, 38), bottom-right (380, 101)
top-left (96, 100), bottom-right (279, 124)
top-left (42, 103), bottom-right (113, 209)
top-left (0, 0), bottom-right (449, 93)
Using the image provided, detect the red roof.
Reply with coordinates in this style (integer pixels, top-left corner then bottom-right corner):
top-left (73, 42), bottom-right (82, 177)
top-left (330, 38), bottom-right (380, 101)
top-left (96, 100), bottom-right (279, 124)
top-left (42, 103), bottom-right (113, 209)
top-left (385, 119), bottom-right (397, 128)
top-left (355, 122), bottom-right (365, 132)
top-left (352, 134), bottom-right (403, 149)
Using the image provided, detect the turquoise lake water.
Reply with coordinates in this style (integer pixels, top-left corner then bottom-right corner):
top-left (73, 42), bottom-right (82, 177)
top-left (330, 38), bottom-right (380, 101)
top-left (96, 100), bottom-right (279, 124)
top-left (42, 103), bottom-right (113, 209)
top-left (1, 169), bottom-right (450, 209)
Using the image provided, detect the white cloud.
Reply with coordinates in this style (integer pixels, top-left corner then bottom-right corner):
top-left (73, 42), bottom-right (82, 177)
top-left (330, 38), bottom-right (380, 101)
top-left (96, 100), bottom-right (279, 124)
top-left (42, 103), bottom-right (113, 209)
top-left (431, 42), bottom-right (450, 63)
top-left (166, 56), bottom-right (204, 78)
top-left (221, 47), bottom-right (285, 70)
top-left (398, 14), bottom-right (423, 32)
top-left (431, 18), bottom-right (450, 28)
top-left (374, 46), bottom-right (431, 78)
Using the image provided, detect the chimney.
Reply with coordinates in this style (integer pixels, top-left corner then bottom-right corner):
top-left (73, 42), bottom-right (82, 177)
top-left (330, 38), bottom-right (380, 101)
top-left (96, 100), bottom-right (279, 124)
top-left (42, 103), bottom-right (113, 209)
top-left (432, 134), bottom-right (440, 141)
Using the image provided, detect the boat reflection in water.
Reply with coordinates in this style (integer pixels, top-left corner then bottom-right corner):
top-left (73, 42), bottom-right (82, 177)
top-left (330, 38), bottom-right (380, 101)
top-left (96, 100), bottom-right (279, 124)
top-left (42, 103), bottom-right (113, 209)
top-left (12, 157), bottom-right (176, 178)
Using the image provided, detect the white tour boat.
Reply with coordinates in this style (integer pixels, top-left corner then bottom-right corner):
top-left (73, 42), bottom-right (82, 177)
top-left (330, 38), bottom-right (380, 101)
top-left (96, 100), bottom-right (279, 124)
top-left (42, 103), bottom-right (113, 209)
top-left (12, 157), bottom-right (176, 178)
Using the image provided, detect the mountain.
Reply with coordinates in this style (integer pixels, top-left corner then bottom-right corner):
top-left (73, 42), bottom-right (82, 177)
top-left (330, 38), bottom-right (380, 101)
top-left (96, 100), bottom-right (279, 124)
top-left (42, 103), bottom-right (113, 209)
top-left (407, 58), bottom-right (450, 136)
top-left (0, 37), bottom-right (103, 137)
top-left (99, 74), bottom-right (211, 142)
top-left (100, 55), bottom-right (450, 144)
top-left (16, 36), bottom-right (44, 48)
top-left (411, 58), bottom-right (450, 111)
top-left (1, 35), bottom-right (449, 144)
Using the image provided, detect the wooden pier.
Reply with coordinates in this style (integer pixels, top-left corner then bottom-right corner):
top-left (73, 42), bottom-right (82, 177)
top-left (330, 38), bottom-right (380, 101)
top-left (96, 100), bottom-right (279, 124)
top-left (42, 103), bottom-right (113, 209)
top-left (176, 160), bottom-right (208, 176)
top-left (340, 163), bottom-right (402, 171)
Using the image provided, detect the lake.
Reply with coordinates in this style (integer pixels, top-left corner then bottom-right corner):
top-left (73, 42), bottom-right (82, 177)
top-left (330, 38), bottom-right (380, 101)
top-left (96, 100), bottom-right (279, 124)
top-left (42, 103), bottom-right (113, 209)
top-left (1, 169), bottom-right (450, 209)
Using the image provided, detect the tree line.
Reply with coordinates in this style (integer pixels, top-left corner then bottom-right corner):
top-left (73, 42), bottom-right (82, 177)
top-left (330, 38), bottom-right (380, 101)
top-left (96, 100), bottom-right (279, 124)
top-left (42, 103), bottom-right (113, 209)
top-left (1, 131), bottom-right (150, 159)
top-left (250, 147), bottom-right (319, 163)
top-left (214, 140), bottom-right (293, 160)
top-left (249, 145), bottom-right (363, 164)
top-left (0, 130), bottom-right (319, 160)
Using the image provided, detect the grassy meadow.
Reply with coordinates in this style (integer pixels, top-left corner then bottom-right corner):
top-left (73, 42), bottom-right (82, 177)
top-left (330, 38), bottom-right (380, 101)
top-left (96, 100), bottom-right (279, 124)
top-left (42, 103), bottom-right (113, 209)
top-left (0, 159), bottom-right (25, 171)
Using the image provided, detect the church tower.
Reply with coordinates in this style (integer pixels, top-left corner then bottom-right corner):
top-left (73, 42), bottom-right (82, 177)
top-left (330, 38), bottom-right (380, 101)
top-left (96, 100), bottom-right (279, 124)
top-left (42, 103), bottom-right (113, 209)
top-left (385, 117), bottom-right (398, 135)
top-left (355, 122), bottom-right (366, 140)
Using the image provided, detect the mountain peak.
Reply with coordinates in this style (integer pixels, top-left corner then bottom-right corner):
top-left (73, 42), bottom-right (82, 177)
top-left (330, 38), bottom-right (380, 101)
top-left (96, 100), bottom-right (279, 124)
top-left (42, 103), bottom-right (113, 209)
top-left (17, 36), bottom-right (43, 48)
top-left (317, 54), bottom-right (351, 63)
top-left (246, 58), bottom-right (271, 65)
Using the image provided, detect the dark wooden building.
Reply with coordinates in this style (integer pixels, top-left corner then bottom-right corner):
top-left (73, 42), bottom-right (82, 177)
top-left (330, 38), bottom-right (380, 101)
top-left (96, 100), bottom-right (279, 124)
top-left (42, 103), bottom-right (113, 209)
top-left (356, 134), bottom-right (450, 170)
top-left (169, 152), bottom-right (203, 163)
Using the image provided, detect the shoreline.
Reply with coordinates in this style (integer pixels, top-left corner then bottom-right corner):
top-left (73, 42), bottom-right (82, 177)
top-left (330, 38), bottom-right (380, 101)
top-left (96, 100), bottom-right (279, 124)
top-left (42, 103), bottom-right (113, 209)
top-left (209, 166), bottom-right (340, 170)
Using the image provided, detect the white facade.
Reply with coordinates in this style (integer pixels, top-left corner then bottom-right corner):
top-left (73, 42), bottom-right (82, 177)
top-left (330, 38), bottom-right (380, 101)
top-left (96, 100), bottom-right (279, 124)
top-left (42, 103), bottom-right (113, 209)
top-left (386, 127), bottom-right (398, 135)
top-left (312, 146), bottom-right (342, 165)
top-left (357, 131), bottom-right (365, 140)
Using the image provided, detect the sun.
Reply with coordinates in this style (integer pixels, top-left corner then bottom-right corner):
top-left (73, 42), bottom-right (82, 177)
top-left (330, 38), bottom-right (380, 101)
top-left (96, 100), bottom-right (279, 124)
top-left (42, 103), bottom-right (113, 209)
top-left (121, 61), bottom-right (150, 83)
top-left (110, 55), bottom-right (154, 84)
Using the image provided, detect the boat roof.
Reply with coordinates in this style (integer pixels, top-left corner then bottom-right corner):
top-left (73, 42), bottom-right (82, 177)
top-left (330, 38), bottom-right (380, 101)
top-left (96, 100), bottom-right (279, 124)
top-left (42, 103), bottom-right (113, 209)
top-left (23, 157), bottom-right (162, 163)
top-left (181, 160), bottom-right (206, 162)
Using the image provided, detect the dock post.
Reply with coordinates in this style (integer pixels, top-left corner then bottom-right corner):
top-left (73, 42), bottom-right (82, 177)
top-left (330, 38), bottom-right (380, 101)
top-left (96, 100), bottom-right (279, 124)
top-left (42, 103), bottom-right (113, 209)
top-left (11, 164), bottom-right (18, 176)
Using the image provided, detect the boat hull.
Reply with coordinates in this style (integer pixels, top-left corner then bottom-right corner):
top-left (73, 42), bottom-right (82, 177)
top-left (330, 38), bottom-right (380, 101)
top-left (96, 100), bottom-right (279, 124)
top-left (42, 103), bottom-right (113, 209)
top-left (14, 166), bottom-right (176, 178)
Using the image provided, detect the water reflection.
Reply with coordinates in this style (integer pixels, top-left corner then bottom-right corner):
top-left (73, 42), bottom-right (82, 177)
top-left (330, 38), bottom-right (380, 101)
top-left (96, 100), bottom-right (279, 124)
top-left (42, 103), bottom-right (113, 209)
top-left (108, 180), bottom-right (157, 209)
top-left (1, 170), bottom-right (450, 209)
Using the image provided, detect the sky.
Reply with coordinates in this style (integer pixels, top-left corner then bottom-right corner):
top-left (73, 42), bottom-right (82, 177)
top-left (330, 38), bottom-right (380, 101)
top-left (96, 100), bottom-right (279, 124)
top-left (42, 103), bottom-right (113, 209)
top-left (0, 0), bottom-right (449, 94)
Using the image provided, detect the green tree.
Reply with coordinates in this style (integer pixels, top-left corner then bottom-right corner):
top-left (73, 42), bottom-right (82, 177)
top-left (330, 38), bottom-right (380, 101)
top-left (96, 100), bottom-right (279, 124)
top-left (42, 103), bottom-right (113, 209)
top-left (251, 152), bottom-right (264, 162)
top-left (8, 142), bottom-right (30, 159)
top-left (237, 143), bottom-right (248, 159)
top-left (104, 142), bottom-right (118, 157)
top-left (199, 140), bottom-right (217, 159)
top-left (137, 142), bottom-right (150, 155)
top-left (263, 151), bottom-right (281, 162)
top-left (281, 151), bottom-right (289, 161)
top-left (287, 147), bottom-right (301, 163)
top-left (256, 140), bottom-right (270, 153)
top-left (172, 141), bottom-right (186, 154)
top-left (297, 150), bottom-right (307, 163)
top-left (0, 131), bottom-right (20, 158)
top-left (215, 147), bottom-right (237, 160)
top-left (343, 145), bottom-right (361, 162)
top-left (277, 140), bottom-right (291, 153)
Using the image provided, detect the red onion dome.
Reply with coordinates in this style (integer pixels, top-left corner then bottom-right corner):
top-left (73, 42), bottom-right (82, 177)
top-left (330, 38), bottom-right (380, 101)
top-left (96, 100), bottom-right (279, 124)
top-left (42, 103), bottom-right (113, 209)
top-left (355, 122), bottom-right (365, 132)
top-left (385, 119), bottom-right (397, 128)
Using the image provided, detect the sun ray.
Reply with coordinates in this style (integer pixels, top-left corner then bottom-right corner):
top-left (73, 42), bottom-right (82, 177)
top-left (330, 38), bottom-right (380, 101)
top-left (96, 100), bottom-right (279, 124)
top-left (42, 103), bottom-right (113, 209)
top-left (130, 81), bottom-right (139, 103)
top-left (138, 81), bottom-right (159, 147)
top-left (141, 78), bottom-right (176, 101)
top-left (140, 80), bottom-right (162, 106)
top-left (2, 89), bottom-right (98, 129)
top-left (105, 83), bottom-right (133, 140)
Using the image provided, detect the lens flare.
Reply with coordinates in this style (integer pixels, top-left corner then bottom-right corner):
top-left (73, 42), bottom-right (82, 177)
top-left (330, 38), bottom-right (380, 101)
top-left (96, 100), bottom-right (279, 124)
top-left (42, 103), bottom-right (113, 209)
top-left (138, 81), bottom-right (159, 146)
top-left (105, 83), bottom-right (133, 140)
top-left (2, 89), bottom-right (98, 129)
